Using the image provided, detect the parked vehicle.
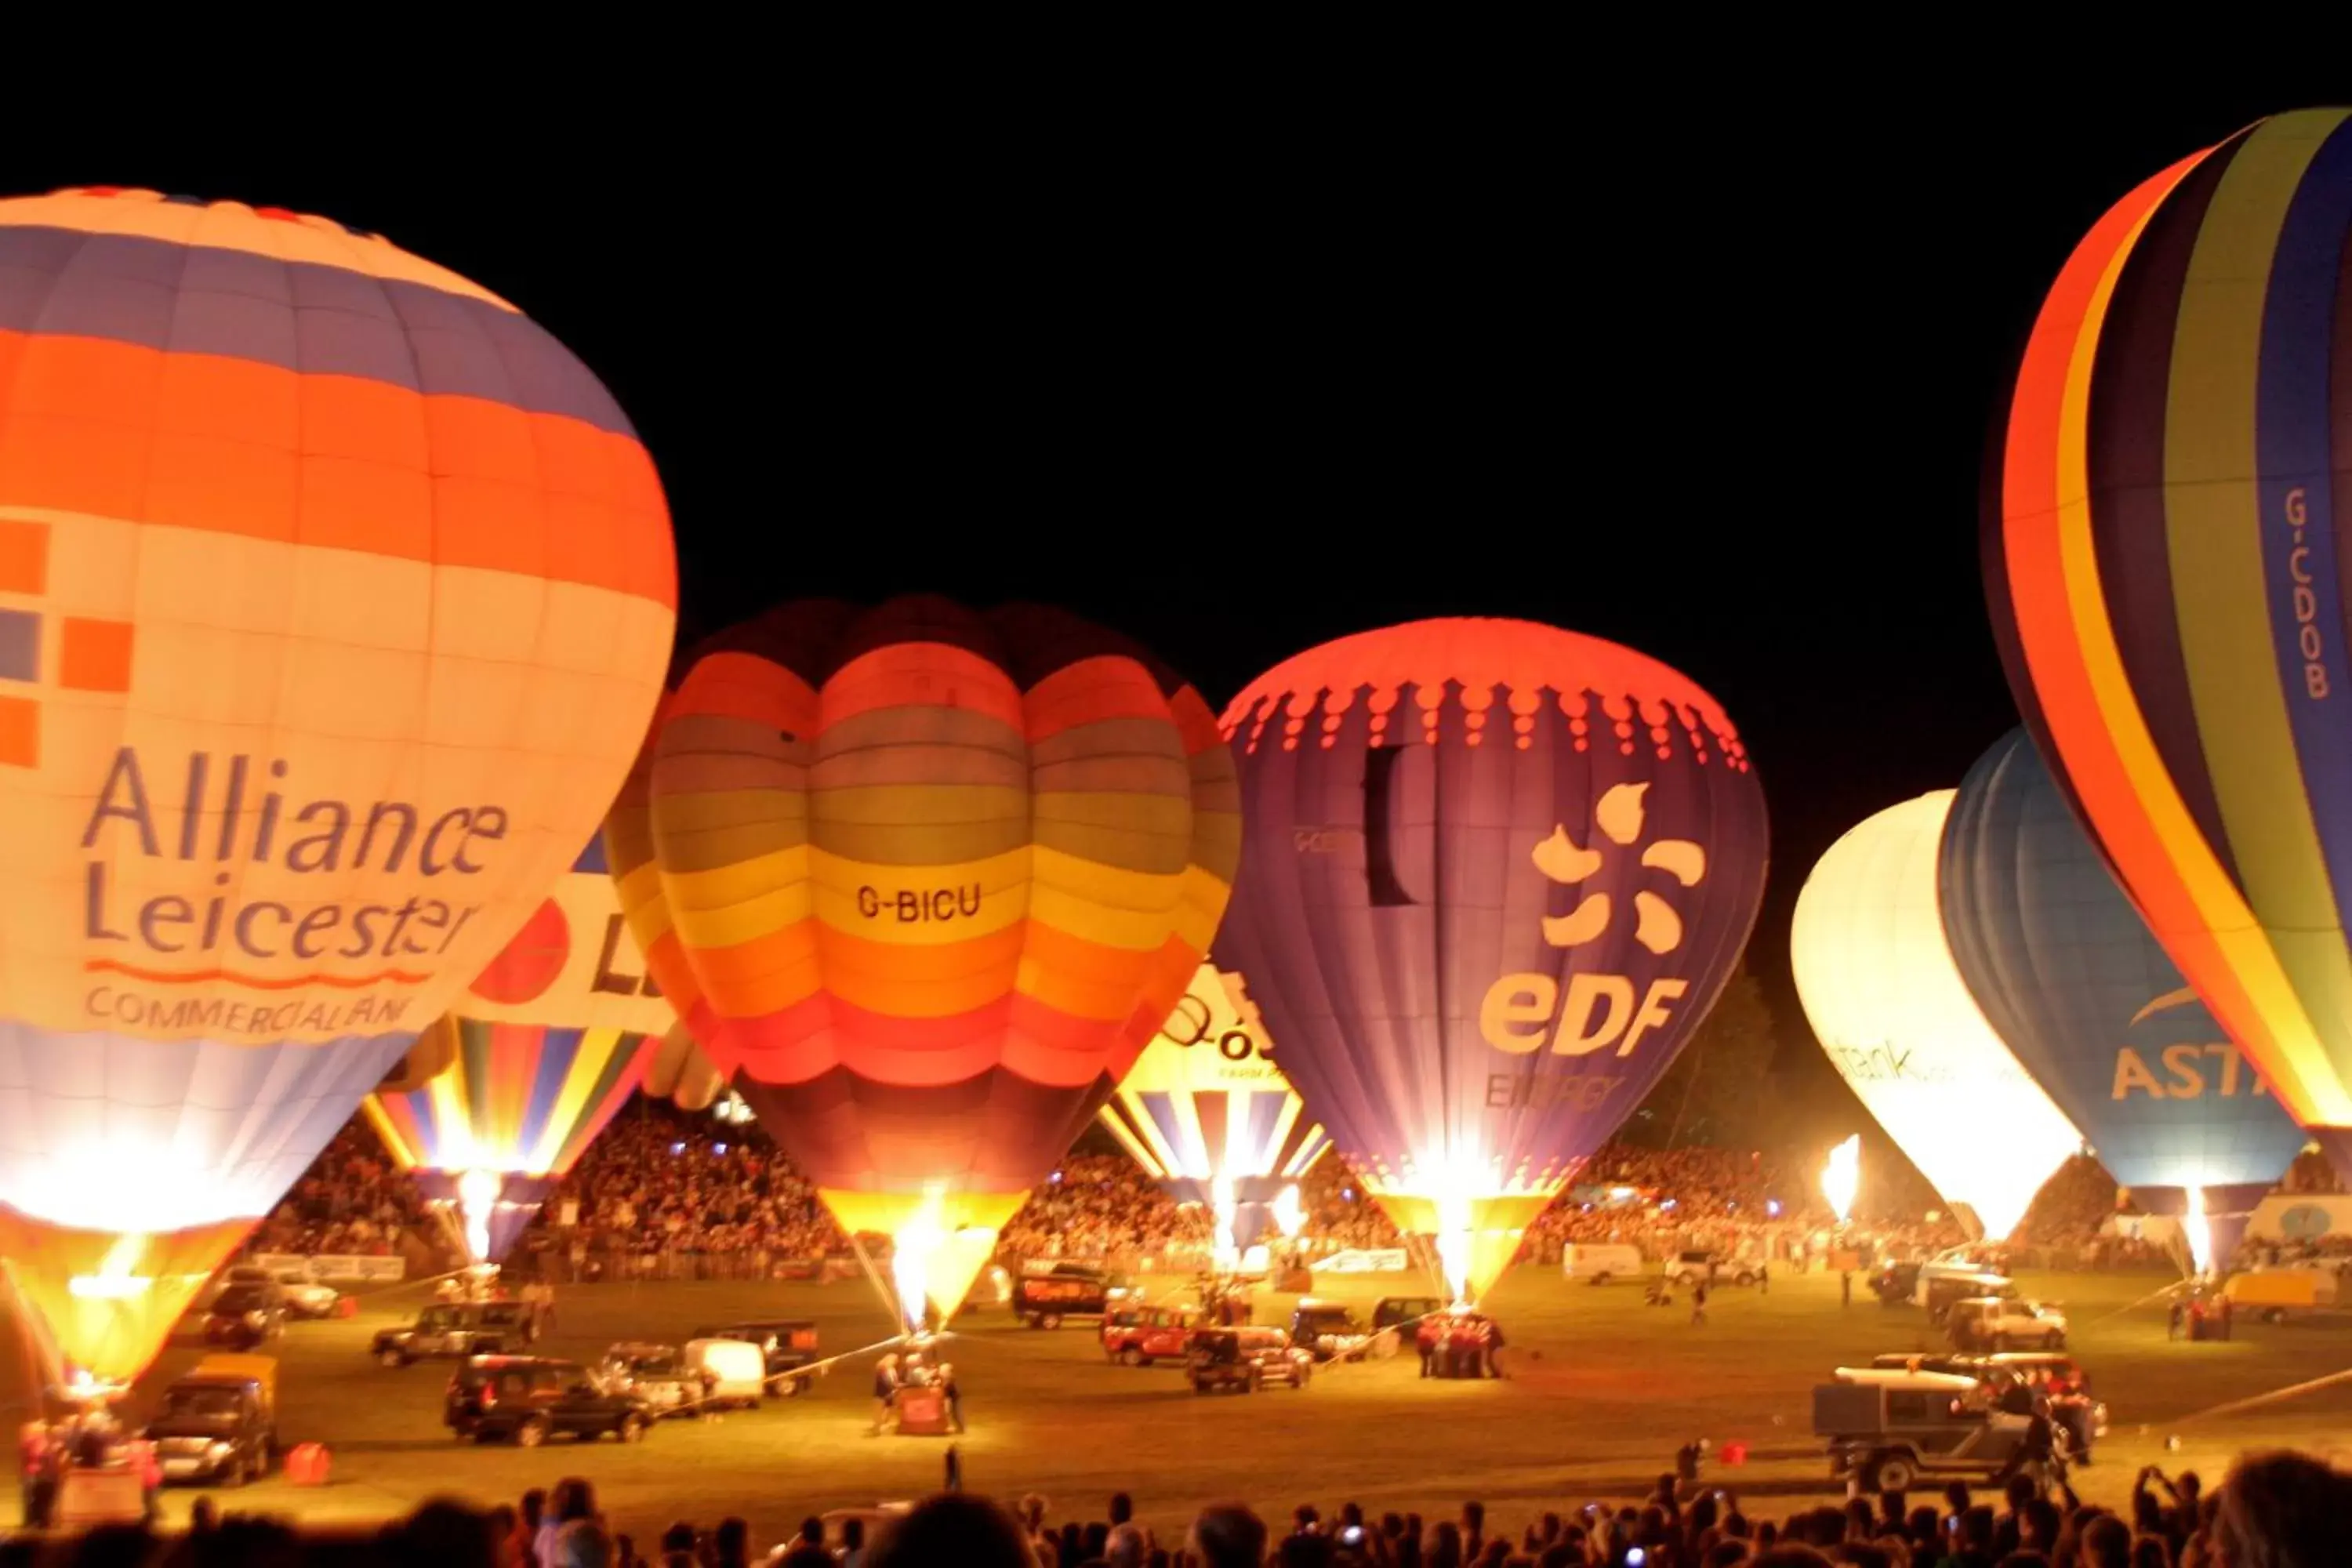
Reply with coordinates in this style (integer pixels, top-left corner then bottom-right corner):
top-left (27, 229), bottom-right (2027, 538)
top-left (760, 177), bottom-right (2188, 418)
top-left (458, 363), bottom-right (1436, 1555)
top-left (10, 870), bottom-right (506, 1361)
top-left (1288, 1301), bottom-right (1374, 1363)
top-left (145, 1355), bottom-right (278, 1487)
top-left (1947, 1296), bottom-right (2067, 1351)
top-left (683, 1338), bottom-right (769, 1408)
top-left (1864, 1352), bottom-right (2107, 1458)
top-left (1814, 1371), bottom-right (2030, 1493)
top-left (1012, 1263), bottom-right (1131, 1329)
top-left (1920, 1271), bottom-right (2016, 1322)
top-left (689, 1319), bottom-right (823, 1396)
top-left (444, 1356), bottom-right (655, 1446)
top-left (1101, 1305), bottom-right (1201, 1367)
top-left (599, 1344), bottom-right (713, 1417)
top-left (1562, 1244), bottom-right (1646, 1284)
top-left (2224, 1265), bottom-right (2340, 1323)
top-left (1362, 1295), bottom-right (1446, 1359)
top-left (202, 1283), bottom-right (286, 1350)
top-left (1664, 1250), bottom-right (1756, 1288)
top-left (1186, 1327), bottom-right (1313, 1394)
top-left (260, 1269), bottom-right (343, 1319)
top-left (372, 1301), bottom-right (539, 1367)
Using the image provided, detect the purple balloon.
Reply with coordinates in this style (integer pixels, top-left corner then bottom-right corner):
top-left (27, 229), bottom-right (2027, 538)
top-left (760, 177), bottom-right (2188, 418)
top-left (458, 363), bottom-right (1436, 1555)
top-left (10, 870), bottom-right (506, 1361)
top-left (1213, 619), bottom-right (1769, 1221)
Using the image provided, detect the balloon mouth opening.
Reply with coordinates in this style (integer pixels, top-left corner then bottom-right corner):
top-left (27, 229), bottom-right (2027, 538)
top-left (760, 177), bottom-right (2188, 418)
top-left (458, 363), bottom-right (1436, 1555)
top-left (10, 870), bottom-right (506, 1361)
top-left (1820, 1135), bottom-right (1860, 1225)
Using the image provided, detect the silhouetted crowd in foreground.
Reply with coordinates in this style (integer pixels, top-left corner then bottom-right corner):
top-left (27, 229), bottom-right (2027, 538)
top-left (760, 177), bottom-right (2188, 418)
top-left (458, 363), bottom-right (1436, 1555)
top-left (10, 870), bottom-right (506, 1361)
top-left (11, 1451), bottom-right (2352, 1568)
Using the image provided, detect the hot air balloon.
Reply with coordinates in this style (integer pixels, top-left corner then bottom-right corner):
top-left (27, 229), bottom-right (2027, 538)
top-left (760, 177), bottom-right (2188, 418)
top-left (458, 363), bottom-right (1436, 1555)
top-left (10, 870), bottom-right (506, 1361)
top-left (366, 838), bottom-right (676, 1262)
top-left (644, 1023), bottom-right (725, 1114)
top-left (1791, 792), bottom-right (2082, 1242)
top-left (1214, 619), bottom-right (1768, 1304)
top-left (1984, 107), bottom-right (2352, 1180)
top-left (611, 597), bottom-right (1237, 1327)
top-left (0, 190), bottom-right (674, 1389)
top-left (1940, 730), bottom-right (2308, 1270)
top-left (1098, 964), bottom-right (1331, 1265)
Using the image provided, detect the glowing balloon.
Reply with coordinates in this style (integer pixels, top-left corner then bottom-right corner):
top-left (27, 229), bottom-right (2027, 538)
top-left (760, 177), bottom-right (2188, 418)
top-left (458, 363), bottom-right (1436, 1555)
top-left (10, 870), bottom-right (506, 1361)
top-left (1984, 107), bottom-right (2352, 1170)
top-left (1791, 791), bottom-right (2082, 1241)
top-left (1941, 730), bottom-right (2308, 1262)
top-left (0, 189), bottom-right (674, 1382)
top-left (1099, 964), bottom-right (1331, 1260)
top-left (1214, 619), bottom-right (1768, 1303)
top-left (366, 838), bottom-right (676, 1261)
top-left (643, 1023), bottom-right (724, 1113)
top-left (612, 597), bottom-right (1236, 1324)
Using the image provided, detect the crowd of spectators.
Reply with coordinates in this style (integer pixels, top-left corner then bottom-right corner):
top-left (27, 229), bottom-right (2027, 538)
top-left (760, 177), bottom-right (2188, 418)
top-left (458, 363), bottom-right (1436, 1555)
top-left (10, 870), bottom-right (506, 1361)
top-left (540, 1112), bottom-right (842, 1277)
top-left (244, 1123), bottom-right (431, 1258)
top-left (241, 1097), bottom-right (2281, 1279)
top-left (13, 1450), bottom-right (2348, 1566)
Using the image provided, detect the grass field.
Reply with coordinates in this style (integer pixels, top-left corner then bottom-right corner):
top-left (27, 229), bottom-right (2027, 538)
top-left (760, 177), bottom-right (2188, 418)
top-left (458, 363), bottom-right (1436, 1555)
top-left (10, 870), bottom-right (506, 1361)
top-left (6, 1263), bottom-right (2351, 1548)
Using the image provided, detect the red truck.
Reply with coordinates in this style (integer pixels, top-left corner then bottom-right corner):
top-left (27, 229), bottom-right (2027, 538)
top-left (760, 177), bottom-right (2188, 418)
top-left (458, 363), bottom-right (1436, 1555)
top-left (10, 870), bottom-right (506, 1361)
top-left (1100, 1305), bottom-right (1200, 1366)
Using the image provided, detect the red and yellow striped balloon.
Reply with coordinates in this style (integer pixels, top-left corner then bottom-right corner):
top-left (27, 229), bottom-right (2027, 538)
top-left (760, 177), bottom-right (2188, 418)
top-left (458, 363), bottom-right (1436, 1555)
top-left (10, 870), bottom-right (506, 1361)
top-left (610, 597), bottom-right (1236, 1319)
top-left (0, 190), bottom-right (674, 1382)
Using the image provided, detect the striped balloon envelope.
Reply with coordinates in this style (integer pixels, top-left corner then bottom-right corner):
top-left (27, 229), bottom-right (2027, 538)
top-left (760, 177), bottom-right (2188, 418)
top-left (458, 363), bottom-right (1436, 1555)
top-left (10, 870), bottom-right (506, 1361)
top-left (1984, 107), bottom-right (2352, 1171)
top-left (0, 191), bottom-right (673, 1383)
top-left (1099, 964), bottom-right (1330, 1254)
top-left (365, 838), bottom-right (677, 1261)
top-left (610, 597), bottom-right (1238, 1323)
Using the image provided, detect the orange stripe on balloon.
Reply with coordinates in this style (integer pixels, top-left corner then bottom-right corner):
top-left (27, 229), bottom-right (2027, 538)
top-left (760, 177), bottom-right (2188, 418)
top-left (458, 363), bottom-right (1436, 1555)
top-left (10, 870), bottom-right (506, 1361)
top-left (1024, 657), bottom-right (1175, 742)
top-left (821, 642), bottom-right (1024, 730)
top-left (1167, 686), bottom-right (1226, 757)
top-left (673, 652), bottom-right (820, 732)
top-left (0, 331), bottom-right (675, 610)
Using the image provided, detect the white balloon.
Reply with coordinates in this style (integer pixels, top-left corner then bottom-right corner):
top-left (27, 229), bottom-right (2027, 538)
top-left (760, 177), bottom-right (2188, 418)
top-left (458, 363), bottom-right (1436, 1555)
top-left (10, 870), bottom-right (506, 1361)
top-left (1791, 790), bottom-right (2082, 1241)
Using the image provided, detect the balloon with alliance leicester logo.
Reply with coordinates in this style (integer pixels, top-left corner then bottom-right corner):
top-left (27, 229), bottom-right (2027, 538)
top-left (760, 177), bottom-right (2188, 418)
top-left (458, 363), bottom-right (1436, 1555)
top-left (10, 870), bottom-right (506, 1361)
top-left (1940, 729), bottom-right (2310, 1270)
top-left (365, 837), bottom-right (678, 1263)
top-left (1791, 790), bottom-right (2082, 1243)
top-left (1212, 618), bottom-right (1769, 1304)
top-left (1098, 964), bottom-right (1331, 1263)
top-left (0, 189), bottom-right (675, 1388)
top-left (1983, 107), bottom-right (2352, 1177)
top-left (608, 597), bottom-right (1238, 1327)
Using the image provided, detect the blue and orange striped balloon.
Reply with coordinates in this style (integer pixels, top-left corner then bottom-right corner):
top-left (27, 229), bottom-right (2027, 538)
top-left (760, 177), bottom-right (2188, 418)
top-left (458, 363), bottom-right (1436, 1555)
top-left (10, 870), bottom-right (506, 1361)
top-left (0, 190), bottom-right (674, 1375)
top-left (1986, 108), bottom-right (2352, 1167)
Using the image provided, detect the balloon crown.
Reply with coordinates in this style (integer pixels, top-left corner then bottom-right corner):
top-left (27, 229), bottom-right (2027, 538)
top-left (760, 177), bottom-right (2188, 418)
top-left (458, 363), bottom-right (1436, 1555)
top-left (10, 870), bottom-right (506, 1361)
top-left (47, 187), bottom-right (383, 239)
top-left (1222, 618), bottom-right (1749, 768)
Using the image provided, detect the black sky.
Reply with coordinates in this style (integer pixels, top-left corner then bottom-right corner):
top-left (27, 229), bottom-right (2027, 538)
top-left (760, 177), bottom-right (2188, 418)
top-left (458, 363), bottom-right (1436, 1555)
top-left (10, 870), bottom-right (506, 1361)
top-left (12, 86), bottom-right (2345, 1098)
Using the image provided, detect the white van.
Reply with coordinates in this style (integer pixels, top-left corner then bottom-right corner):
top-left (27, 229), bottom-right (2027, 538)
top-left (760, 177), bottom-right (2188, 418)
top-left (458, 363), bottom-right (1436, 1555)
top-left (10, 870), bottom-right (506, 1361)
top-left (683, 1337), bottom-right (768, 1409)
top-left (1562, 1243), bottom-right (1645, 1284)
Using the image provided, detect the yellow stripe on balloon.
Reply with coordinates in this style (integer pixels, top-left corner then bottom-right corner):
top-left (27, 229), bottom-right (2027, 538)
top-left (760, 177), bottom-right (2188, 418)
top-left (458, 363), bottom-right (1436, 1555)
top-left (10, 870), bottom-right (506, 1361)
top-left (2164, 115), bottom-right (2352, 1100)
top-left (618, 861), bottom-right (677, 945)
top-left (526, 1029), bottom-right (625, 1174)
top-left (1100, 1109), bottom-right (1171, 1180)
top-left (2049, 152), bottom-right (2348, 1125)
top-left (668, 858), bottom-right (818, 947)
top-left (359, 1098), bottom-right (418, 1171)
top-left (428, 1050), bottom-right (477, 1172)
top-left (809, 845), bottom-right (1033, 944)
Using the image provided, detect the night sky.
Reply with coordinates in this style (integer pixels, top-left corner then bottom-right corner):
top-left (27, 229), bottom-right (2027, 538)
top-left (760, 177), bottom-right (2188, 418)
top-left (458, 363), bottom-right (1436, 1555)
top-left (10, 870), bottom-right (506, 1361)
top-left (13, 89), bottom-right (2343, 1105)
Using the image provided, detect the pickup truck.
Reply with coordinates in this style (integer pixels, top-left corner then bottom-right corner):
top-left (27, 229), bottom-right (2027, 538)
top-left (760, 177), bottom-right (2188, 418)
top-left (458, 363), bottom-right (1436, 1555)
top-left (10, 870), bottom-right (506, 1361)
top-left (1947, 1296), bottom-right (2067, 1351)
top-left (373, 1301), bottom-right (540, 1367)
top-left (145, 1354), bottom-right (278, 1487)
